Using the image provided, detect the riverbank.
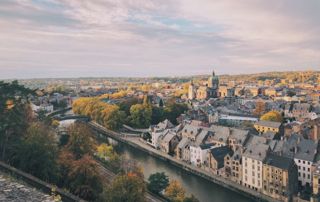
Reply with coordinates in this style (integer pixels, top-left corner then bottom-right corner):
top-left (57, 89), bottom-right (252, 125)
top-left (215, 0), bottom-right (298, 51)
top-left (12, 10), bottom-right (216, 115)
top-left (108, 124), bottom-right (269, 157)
top-left (88, 121), bottom-right (280, 202)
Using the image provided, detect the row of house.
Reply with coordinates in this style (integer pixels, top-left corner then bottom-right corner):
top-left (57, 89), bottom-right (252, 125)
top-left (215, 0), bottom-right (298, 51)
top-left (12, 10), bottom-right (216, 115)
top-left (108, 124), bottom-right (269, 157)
top-left (149, 119), bottom-right (319, 201)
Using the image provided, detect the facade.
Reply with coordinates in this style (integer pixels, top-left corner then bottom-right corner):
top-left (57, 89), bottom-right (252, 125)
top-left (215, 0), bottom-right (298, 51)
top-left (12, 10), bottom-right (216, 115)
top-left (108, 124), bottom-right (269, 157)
top-left (219, 85), bottom-right (235, 98)
top-left (188, 81), bottom-right (196, 100)
top-left (190, 143), bottom-right (214, 167)
top-left (254, 120), bottom-right (282, 134)
top-left (209, 146), bottom-right (233, 175)
top-left (262, 153), bottom-right (298, 201)
top-left (159, 130), bottom-right (180, 154)
top-left (312, 162), bottom-right (320, 195)
top-left (294, 139), bottom-right (317, 187)
top-left (224, 149), bottom-right (242, 184)
top-left (242, 139), bottom-right (270, 191)
top-left (188, 70), bottom-right (219, 100)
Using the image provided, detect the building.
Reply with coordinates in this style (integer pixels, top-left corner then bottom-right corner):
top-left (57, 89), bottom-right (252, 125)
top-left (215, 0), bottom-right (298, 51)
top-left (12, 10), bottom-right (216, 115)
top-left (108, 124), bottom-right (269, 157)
top-left (175, 137), bottom-right (191, 162)
top-left (242, 136), bottom-right (270, 191)
top-left (188, 80), bottom-right (196, 100)
top-left (209, 146), bottom-right (233, 175)
top-left (190, 143), bottom-right (215, 167)
top-left (312, 162), bottom-right (320, 196)
top-left (262, 153), bottom-right (298, 201)
top-left (224, 149), bottom-right (242, 184)
top-left (219, 85), bottom-right (235, 98)
top-left (159, 130), bottom-right (180, 154)
top-left (281, 135), bottom-right (318, 187)
top-left (254, 120), bottom-right (282, 134)
top-left (294, 139), bottom-right (318, 187)
top-left (189, 70), bottom-right (219, 100)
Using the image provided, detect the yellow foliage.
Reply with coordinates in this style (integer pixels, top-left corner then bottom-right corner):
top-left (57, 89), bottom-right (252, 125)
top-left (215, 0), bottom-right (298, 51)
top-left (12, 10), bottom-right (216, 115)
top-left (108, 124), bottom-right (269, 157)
top-left (165, 180), bottom-right (185, 202)
top-left (260, 110), bottom-right (283, 122)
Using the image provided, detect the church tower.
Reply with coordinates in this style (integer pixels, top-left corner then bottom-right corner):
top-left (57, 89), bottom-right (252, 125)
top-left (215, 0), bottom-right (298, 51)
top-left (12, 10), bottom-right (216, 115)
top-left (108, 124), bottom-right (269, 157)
top-left (188, 80), bottom-right (196, 100)
top-left (208, 70), bottom-right (219, 97)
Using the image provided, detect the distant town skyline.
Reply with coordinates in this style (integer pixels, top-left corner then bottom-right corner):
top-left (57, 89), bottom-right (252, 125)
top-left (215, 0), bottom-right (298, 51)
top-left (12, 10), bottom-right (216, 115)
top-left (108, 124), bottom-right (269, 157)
top-left (0, 0), bottom-right (319, 79)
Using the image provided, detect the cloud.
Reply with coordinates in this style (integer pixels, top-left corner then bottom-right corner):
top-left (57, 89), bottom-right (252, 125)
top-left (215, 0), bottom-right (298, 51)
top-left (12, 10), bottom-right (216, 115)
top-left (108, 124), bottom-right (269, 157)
top-left (0, 0), bottom-right (319, 79)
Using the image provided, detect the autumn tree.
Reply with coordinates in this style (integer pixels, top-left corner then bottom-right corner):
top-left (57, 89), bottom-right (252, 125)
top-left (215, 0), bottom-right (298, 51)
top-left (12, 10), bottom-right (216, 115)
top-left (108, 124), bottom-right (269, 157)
top-left (260, 110), bottom-right (283, 122)
top-left (67, 155), bottom-right (103, 201)
top-left (253, 100), bottom-right (265, 116)
top-left (148, 172), bottom-right (169, 194)
top-left (66, 123), bottom-right (96, 159)
top-left (165, 180), bottom-right (186, 202)
top-left (106, 170), bottom-right (146, 202)
top-left (183, 195), bottom-right (200, 202)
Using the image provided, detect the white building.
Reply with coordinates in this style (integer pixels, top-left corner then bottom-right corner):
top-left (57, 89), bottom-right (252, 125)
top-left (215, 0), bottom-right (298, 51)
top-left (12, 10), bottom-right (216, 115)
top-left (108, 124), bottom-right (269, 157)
top-left (294, 139), bottom-right (317, 187)
top-left (242, 136), bottom-right (270, 191)
top-left (190, 143), bottom-right (215, 167)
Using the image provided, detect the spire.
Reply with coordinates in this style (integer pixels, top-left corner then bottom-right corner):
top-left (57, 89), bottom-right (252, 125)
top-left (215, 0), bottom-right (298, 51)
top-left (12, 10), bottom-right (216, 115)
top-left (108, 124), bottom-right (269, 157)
top-left (212, 70), bottom-right (215, 76)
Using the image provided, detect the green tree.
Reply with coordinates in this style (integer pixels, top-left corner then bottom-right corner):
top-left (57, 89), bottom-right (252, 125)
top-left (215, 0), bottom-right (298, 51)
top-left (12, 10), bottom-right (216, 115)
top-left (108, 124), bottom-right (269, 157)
top-left (129, 104), bottom-right (152, 128)
top-left (148, 172), bottom-right (169, 194)
top-left (164, 100), bottom-right (188, 125)
top-left (0, 81), bottom-right (33, 161)
top-left (13, 123), bottom-right (59, 182)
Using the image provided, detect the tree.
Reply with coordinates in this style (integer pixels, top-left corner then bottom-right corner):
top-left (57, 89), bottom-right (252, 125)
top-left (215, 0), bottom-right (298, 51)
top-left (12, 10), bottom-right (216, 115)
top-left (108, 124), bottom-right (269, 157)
top-left (253, 100), bottom-right (265, 116)
top-left (165, 180), bottom-right (186, 202)
top-left (164, 100), bottom-right (188, 125)
top-left (67, 155), bottom-right (103, 201)
top-left (66, 123), bottom-right (96, 159)
top-left (183, 195), bottom-right (200, 202)
top-left (129, 104), bottom-right (152, 128)
top-left (0, 81), bottom-right (34, 161)
top-left (148, 172), bottom-right (169, 194)
top-left (13, 123), bottom-right (59, 183)
top-left (106, 172), bottom-right (146, 202)
top-left (260, 110), bottom-right (283, 122)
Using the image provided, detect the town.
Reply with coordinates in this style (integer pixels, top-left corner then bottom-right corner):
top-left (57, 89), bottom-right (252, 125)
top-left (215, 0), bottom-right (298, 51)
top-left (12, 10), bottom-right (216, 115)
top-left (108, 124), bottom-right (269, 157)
top-left (12, 70), bottom-right (319, 202)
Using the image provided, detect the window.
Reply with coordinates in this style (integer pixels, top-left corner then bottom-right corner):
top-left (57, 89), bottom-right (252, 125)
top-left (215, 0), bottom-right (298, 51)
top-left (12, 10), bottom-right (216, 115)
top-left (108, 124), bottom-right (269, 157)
top-left (308, 174), bottom-right (310, 179)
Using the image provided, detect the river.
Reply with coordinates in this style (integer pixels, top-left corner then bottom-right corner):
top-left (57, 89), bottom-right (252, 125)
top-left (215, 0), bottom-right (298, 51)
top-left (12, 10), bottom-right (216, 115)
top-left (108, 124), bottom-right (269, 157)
top-left (106, 137), bottom-right (255, 202)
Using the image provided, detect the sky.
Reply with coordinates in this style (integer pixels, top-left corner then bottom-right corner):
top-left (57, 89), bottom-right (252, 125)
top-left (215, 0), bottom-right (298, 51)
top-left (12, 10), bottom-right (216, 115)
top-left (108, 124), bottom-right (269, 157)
top-left (0, 0), bottom-right (319, 79)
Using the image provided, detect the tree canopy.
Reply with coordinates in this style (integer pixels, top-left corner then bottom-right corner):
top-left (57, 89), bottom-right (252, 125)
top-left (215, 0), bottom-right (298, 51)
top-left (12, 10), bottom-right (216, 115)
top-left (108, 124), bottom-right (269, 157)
top-left (148, 172), bottom-right (170, 194)
top-left (260, 110), bottom-right (283, 122)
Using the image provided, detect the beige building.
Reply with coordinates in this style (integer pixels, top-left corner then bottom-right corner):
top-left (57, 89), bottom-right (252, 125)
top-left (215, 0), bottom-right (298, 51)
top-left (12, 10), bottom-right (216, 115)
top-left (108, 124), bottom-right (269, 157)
top-left (224, 149), bottom-right (242, 184)
top-left (263, 153), bottom-right (298, 201)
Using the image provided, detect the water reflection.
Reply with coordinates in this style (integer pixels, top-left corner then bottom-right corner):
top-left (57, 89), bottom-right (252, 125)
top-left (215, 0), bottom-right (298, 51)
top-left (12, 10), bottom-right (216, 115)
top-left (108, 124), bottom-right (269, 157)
top-left (106, 137), bottom-right (255, 202)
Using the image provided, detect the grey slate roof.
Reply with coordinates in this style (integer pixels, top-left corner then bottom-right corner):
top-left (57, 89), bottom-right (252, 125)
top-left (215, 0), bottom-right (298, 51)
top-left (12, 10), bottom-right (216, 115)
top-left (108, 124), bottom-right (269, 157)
top-left (243, 142), bottom-right (270, 161)
top-left (177, 137), bottom-right (190, 149)
top-left (264, 153), bottom-right (294, 170)
top-left (281, 134), bottom-right (318, 162)
top-left (210, 146), bottom-right (233, 169)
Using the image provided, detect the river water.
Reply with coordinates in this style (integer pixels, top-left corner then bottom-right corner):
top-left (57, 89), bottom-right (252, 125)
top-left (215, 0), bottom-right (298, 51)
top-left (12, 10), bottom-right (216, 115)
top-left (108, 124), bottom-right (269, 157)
top-left (107, 138), bottom-right (255, 202)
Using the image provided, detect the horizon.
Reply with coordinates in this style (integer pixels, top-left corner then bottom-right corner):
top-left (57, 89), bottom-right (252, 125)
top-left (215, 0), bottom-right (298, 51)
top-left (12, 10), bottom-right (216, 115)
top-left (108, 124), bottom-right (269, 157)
top-left (2, 69), bottom-right (319, 81)
top-left (0, 0), bottom-right (319, 79)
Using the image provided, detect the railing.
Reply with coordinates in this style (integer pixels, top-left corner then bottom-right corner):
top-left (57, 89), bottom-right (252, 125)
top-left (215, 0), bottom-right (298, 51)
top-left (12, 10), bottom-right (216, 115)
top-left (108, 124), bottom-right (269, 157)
top-left (0, 161), bottom-right (85, 202)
